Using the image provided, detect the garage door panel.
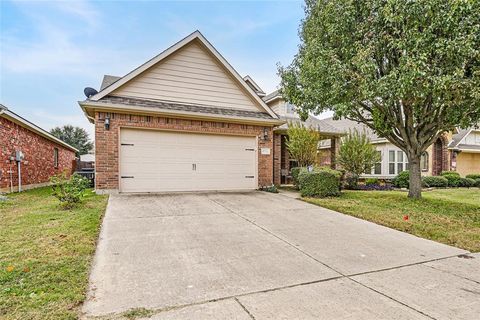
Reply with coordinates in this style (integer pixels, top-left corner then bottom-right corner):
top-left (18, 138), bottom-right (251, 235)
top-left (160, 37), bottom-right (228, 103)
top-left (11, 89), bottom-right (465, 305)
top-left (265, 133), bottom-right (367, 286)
top-left (120, 129), bottom-right (257, 192)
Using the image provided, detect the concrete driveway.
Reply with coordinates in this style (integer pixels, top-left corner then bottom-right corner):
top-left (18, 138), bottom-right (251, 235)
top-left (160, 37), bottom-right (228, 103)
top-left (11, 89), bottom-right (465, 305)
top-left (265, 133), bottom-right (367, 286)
top-left (82, 192), bottom-right (479, 319)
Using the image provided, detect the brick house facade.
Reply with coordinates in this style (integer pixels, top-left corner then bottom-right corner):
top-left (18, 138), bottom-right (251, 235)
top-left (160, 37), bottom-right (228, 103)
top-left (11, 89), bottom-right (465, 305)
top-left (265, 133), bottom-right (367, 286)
top-left (94, 111), bottom-right (274, 191)
top-left (0, 106), bottom-right (77, 193)
top-left (80, 31), bottom-right (282, 193)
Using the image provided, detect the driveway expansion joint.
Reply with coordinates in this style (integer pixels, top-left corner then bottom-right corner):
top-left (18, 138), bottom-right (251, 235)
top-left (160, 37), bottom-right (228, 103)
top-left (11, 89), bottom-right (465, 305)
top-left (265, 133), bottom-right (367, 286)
top-left (234, 297), bottom-right (256, 320)
top-left (209, 195), bottom-right (462, 320)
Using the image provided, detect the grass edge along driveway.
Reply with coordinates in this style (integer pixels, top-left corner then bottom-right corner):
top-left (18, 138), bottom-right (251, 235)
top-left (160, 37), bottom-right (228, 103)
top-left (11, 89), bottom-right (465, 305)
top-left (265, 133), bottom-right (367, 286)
top-left (0, 187), bottom-right (108, 320)
top-left (304, 188), bottom-right (480, 253)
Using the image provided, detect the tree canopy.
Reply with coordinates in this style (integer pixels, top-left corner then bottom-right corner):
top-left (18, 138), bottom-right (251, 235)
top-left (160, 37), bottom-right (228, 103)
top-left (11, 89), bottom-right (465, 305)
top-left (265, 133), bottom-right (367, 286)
top-left (280, 0), bottom-right (480, 198)
top-left (50, 125), bottom-right (93, 156)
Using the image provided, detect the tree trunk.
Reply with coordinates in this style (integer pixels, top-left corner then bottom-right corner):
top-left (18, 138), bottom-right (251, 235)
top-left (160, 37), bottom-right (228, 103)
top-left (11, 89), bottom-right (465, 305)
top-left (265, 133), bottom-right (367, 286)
top-left (408, 156), bottom-right (422, 199)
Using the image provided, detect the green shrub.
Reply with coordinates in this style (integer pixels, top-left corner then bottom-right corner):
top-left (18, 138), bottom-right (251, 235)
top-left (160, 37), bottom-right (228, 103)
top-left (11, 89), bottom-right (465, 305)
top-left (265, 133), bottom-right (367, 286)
top-left (460, 178), bottom-right (476, 188)
top-left (298, 167), bottom-right (341, 197)
top-left (392, 171), bottom-right (409, 188)
top-left (422, 176), bottom-right (448, 188)
top-left (466, 173), bottom-right (480, 180)
top-left (291, 167), bottom-right (302, 187)
top-left (474, 178), bottom-right (480, 187)
top-left (440, 171), bottom-right (461, 187)
top-left (50, 172), bottom-right (90, 208)
top-left (365, 178), bottom-right (380, 186)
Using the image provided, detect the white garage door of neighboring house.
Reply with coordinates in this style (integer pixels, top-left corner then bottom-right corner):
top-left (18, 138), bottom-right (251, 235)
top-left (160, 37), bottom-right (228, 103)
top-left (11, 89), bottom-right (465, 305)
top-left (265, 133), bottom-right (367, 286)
top-left (119, 128), bottom-right (258, 192)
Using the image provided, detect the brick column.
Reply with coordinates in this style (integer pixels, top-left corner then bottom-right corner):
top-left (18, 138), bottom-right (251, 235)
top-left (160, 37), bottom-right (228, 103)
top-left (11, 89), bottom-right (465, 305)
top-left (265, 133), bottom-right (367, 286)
top-left (273, 133), bottom-right (282, 185)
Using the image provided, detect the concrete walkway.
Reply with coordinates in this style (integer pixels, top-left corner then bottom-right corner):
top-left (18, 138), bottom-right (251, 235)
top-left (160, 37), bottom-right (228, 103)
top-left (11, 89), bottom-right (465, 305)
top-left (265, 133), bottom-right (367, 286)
top-left (82, 192), bottom-right (479, 319)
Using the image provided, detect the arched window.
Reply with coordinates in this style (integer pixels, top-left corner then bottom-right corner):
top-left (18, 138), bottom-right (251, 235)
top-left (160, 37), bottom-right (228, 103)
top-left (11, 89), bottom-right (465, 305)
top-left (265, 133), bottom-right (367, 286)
top-left (421, 152), bottom-right (429, 171)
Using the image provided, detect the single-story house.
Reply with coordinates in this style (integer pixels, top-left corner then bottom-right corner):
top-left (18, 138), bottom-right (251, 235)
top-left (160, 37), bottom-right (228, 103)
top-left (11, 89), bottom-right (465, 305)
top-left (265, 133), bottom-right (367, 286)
top-left (80, 31), bottom-right (344, 193)
top-left (318, 117), bottom-right (480, 178)
top-left (0, 104), bottom-right (78, 193)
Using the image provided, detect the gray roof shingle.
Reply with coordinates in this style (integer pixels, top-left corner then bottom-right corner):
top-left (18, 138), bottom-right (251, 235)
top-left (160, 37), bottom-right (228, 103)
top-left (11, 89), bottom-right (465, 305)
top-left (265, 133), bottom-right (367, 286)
top-left (275, 115), bottom-right (344, 135)
top-left (100, 75), bottom-right (121, 91)
top-left (95, 95), bottom-right (275, 120)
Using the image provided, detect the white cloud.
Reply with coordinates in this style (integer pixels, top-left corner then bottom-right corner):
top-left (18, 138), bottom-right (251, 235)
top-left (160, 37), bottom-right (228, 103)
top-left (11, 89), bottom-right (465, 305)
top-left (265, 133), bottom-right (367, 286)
top-left (32, 109), bottom-right (95, 138)
top-left (1, 0), bottom-right (109, 75)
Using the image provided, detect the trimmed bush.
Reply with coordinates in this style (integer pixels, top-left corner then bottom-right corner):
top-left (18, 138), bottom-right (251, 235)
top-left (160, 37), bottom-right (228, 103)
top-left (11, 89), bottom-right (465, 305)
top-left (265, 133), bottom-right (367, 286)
top-left (392, 171), bottom-right (409, 189)
top-left (365, 178), bottom-right (380, 186)
top-left (298, 167), bottom-right (341, 197)
top-left (466, 174), bottom-right (480, 180)
top-left (440, 171), bottom-right (461, 187)
top-left (460, 178), bottom-right (476, 188)
top-left (422, 176), bottom-right (448, 188)
top-left (291, 167), bottom-right (302, 187)
top-left (474, 178), bottom-right (480, 187)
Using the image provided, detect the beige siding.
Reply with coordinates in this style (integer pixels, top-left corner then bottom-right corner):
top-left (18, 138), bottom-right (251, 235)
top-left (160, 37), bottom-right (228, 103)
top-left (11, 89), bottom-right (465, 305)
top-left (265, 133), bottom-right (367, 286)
top-left (463, 131), bottom-right (480, 145)
top-left (112, 41), bottom-right (262, 112)
top-left (267, 99), bottom-right (284, 116)
top-left (456, 152), bottom-right (480, 176)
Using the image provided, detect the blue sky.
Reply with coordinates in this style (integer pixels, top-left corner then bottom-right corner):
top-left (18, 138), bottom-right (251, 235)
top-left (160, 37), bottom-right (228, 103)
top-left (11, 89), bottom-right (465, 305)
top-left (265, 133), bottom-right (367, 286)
top-left (0, 0), bottom-right (305, 137)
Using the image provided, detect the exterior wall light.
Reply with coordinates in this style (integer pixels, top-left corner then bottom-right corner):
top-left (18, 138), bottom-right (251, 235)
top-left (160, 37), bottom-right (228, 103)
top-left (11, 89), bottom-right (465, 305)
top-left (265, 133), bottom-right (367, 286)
top-left (262, 127), bottom-right (269, 141)
top-left (104, 116), bottom-right (110, 130)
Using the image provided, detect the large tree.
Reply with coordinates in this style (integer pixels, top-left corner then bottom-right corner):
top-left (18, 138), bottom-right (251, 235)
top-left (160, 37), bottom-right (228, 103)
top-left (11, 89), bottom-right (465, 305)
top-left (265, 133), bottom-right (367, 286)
top-left (279, 0), bottom-right (480, 198)
top-left (50, 125), bottom-right (93, 156)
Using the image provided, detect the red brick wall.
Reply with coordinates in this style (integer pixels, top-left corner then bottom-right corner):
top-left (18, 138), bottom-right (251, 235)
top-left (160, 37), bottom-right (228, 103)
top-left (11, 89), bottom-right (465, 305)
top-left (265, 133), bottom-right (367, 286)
top-left (95, 112), bottom-right (274, 191)
top-left (273, 133), bottom-right (282, 185)
top-left (0, 117), bottom-right (76, 192)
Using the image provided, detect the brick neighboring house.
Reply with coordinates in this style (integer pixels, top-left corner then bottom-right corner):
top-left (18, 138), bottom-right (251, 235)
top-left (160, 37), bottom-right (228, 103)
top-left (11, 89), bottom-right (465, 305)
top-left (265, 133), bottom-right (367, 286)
top-left (0, 104), bottom-right (78, 193)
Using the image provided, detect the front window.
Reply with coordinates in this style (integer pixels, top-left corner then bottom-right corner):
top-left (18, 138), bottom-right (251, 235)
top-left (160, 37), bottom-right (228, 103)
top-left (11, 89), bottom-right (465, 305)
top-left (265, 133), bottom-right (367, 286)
top-left (54, 148), bottom-right (59, 168)
top-left (389, 149), bottom-right (409, 175)
top-left (421, 152), bottom-right (429, 171)
top-left (372, 151), bottom-right (382, 175)
top-left (389, 151), bottom-right (396, 174)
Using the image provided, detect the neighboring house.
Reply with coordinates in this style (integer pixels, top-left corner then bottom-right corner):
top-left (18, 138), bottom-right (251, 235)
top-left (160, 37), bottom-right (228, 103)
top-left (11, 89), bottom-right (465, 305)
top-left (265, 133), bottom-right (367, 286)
top-left (79, 31), bottom-right (284, 193)
top-left (319, 117), bottom-right (480, 178)
top-left (262, 90), bottom-right (344, 184)
top-left (448, 128), bottom-right (480, 176)
top-left (0, 104), bottom-right (78, 193)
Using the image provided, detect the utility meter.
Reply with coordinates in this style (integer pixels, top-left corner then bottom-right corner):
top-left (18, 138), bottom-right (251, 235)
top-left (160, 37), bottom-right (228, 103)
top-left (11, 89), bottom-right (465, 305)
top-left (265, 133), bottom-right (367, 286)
top-left (15, 151), bottom-right (24, 162)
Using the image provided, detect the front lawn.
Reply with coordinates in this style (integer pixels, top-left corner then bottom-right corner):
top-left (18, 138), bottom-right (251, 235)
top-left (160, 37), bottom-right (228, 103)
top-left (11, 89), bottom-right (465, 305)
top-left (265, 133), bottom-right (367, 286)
top-left (304, 189), bottom-right (480, 252)
top-left (0, 187), bottom-right (108, 320)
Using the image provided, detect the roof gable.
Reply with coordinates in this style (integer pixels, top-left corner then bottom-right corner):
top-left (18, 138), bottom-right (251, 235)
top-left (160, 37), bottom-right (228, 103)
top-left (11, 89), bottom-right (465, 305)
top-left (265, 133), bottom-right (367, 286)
top-left (90, 31), bottom-right (277, 118)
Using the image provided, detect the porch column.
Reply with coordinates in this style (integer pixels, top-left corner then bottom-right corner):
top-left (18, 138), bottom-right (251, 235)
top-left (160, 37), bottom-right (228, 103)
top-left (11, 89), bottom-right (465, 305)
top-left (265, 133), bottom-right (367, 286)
top-left (273, 133), bottom-right (282, 185)
top-left (330, 137), bottom-right (340, 169)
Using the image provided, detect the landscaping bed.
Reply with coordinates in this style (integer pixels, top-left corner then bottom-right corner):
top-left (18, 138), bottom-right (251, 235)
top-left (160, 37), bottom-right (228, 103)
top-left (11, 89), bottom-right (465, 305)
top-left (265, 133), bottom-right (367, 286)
top-left (0, 187), bottom-right (108, 320)
top-left (304, 189), bottom-right (480, 252)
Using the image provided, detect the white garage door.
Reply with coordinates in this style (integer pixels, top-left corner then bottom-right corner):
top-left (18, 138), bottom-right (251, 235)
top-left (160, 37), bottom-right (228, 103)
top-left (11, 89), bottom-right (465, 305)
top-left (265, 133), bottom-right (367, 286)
top-left (119, 128), bottom-right (258, 192)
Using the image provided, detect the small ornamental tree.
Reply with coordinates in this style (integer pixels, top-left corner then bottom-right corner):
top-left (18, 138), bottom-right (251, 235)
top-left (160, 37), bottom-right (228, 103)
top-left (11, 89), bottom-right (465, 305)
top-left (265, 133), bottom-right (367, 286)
top-left (279, 0), bottom-right (480, 198)
top-left (286, 122), bottom-right (320, 167)
top-left (337, 129), bottom-right (381, 188)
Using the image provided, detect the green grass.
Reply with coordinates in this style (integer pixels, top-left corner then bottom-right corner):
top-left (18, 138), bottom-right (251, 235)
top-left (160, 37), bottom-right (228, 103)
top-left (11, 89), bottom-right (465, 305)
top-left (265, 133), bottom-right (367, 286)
top-left (0, 187), bottom-right (108, 320)
top-left (304, 188), bottom-right (480, 252)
